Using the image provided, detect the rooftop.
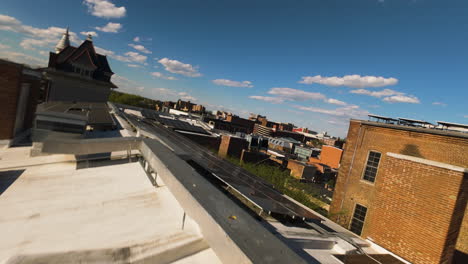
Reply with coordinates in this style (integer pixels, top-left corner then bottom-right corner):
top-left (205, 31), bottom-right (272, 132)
top-left (357, 119), bottom-right (468, 139)
top-left (0, 147), bottom-right (220, 263)
top-left (0, 104), bottom-right (409, 264)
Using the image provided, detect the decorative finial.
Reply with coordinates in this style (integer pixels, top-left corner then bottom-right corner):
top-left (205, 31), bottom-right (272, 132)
top-left (55, 27), bottom-right (71, 54)
top-left (87, 34), bottom-right (93, 41)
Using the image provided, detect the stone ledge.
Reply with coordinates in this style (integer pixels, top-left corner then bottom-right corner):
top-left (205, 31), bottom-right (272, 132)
top-left (386, 152), bottom-right (467, 173)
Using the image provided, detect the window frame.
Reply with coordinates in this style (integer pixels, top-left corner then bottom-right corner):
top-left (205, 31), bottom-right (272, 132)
top-left (349, 203), bottom-right (368, 236)
top-left (361, 150), bottom-right (382, 183)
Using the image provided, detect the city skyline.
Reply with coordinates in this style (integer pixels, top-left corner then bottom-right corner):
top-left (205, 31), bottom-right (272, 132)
top-left (1, 0), bottom-right (467, 137)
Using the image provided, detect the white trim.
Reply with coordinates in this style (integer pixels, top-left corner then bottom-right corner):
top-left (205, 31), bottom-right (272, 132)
top-left (361, 150), bottom-right (382, 183)
top-left (349, 203), bottom-right (367, 236)
top-left (387, 152), bottom-right (467, 173)
top-left (366, 238), bottom-right (412, 264)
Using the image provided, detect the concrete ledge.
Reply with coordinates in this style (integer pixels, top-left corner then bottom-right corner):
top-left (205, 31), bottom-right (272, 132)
top-left (387, 152), bottom-right (468, 173)
top-left (38, 137), bottom-right (309, 264)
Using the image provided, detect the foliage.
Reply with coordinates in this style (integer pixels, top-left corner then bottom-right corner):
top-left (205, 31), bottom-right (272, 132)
top-left (109, 91), bottom-right (161, 109)
top-left (226, 156), bottom-right (328, 216)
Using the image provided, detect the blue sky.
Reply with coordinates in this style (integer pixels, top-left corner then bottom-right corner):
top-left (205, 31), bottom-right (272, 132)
top-left (1, 0), bottom-right (467, 137)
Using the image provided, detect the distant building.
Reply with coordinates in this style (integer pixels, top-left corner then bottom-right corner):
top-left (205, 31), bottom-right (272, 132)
top-left (293, 127), bottom-right (308, 133)
top-left (212, 110), bottom-right (231, 120)
top-left (225, 114), bottom-right (256, 134)
top-left (191, 104), bottom-right (205, 113)
top-left (287, 160), bottom-right (317, 181)
top-left (253, 124), bottom-right (274, 137)
top-left (274, 130), bottom-right (306, 142)
top-left (294, 145), bottom-right (320, 162)
top-left (268, 137), bottom-right (301, 153)
top-left (278, 123), bottom-right (294, 131)
top-left (175, 99), bottom-right (192, 111)
top-left (309, 145), bottom-right (343, 169)
top-left (329, 118), bottom-right (468, 264)
top-left (204, 117), bottom-right (251, 134)
top-left (0, 59), bottom-right (43, 147)
top-left (45, 30), bottom-right (117, 102)
top-left (321, 137), bottom-right (337, 146)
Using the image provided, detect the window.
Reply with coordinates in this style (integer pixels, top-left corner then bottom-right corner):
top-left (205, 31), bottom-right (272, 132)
top-left (350, 204), bottom-right (367, 235)
top-left (362, 151), bottom-right (381, 182)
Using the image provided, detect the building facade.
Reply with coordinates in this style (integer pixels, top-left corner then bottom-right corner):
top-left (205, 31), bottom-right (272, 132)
top-left (0, 59), bottom-right (43, 147)
top-left (45, 31), bottom-right (116, 102)
top-left (329, 119), bottom-right (468, 264)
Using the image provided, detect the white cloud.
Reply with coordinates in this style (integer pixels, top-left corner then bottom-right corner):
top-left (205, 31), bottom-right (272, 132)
top-left (127, 64), bottom-right (142, 68)
top-left (212, 79), bottom-right (253, 88)
top-left (250, 87), bottom-right (348, 106)
top-left (83, 0), bottom-right (126, 18)
top-left (38, 50), bottom-right (49, 56)
top-left (293, 104), bottom-right (369, 119)
top-left (95, 22), bottom-right (122, 33)
top-left (0, 50), bottom-right (47, 67)
top-left (249, 96), bottom-right (285, 104)
top-left (116, 51), bottom-right (147, 63)
top-left (432, 102), bottom-right (446, 106)
top-left (80, 31), bottom-right (98, 37)
top-left (133, 36), bottom-right (140, 42)
top-left (158, 57), bottom-right (201, 77)
top-left (151, 88), bottom-right (196, 101)
top-left (0, 14), bottom-right (19, 26)
top-left (383, 95), bottom-right (420, 104)
top-left (299, 74), bottom-right (398, 88)
top-left (151, 72), bottom-right (177, 80)
top-left (19, 38), bottom-right (46, 50)
top-left (178, 92), bottom-right (197, 101)
top-left (326, 98), bottom-right (347, 106)
top-left (350, 88), bottom-right (402, 98)
top-left (464, 115), bottom-right (468, 118)
top-left (351, 88), bottom-right (420, 104)
top-left (0, 14), bottom-right (80, 52)
top-left (0, 42), bottom-right (11, 49)
top-left (128, 43), bottom-right (151, 54)
top-left (94, 46), bottom-right (114, 56)
top-left (95, 46), bottom-right (147, 65)
top-left (268, 87), bottom-right (326, 101)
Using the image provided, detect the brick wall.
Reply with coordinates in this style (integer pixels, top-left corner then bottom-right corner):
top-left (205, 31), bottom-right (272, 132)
top-left (367, 156), bottom-right (466, 264)
top-left (330, 120), bottom-right (468, 263)
top-left (240, 150), bottom-right (269, 164)
top-left (316, 145), bottom-right (343, 169)
top-left (179, 133), bottom-right (220, 151)
top-left (218, 135), bottom-right (248, 159)
top-left (0, 61), bottom-right (22, 140)
top-left (287, 160), bottom-right (305, 179)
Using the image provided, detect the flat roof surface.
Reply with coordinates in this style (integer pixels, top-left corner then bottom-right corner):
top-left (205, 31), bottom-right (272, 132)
top-left (0, 151), bottom-right (221, 263)
top-left (398, 117), bottom-right (432, 125)
top-left (37, 102), bottom-right (114, 126)
top-left (356, 120), bottom-right (468, 139)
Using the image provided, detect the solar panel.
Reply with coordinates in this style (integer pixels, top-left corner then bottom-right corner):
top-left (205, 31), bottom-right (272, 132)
top-left (368, 114), bottom-right (399, 123)
top-left (157, 118), bottom-right (210, 135)
top-left (398, 117), bottom-right (432, 125)
top-left (437, 121), bottom-right (468, 130)
top-left (140, 119), bottom-right (321, 221)
top-left (334, 254), bottom-right (405, 264)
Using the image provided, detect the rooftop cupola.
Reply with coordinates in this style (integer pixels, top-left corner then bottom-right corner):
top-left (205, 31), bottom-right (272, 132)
top-left (55, 27), bottom-right (70, 54)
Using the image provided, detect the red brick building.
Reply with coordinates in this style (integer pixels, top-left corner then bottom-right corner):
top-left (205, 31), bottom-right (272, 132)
top-left (0, 59), bottom-right (43, 147)
top-left (329, 119), bottom-right (468, 264)
top-left (309, 145), bottom-right (343, 169)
